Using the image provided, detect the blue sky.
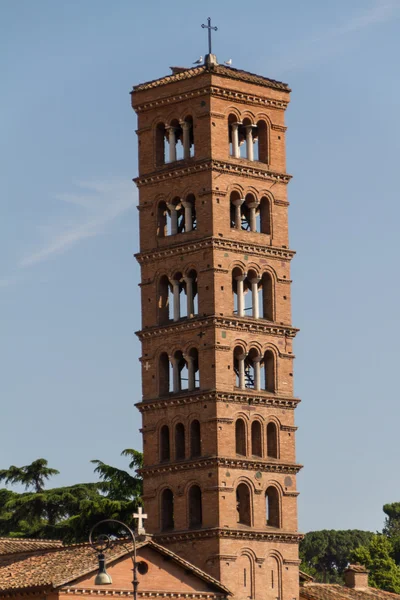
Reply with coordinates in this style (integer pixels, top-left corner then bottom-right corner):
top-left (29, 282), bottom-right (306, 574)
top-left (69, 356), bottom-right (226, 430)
top-left (1, 0), bottom-right (400, 534)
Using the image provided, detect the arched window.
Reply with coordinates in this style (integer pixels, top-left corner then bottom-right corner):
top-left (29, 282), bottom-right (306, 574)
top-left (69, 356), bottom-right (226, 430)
top-left (235, 419), bottom-right (246, 456)
top-left (263, 350), bottom-right (276, 393)
top-left (266, 487), bottom-right (280, 527)
top-left (159, 353), bottom-right (170, 396)
top-left (259, 196), bottom-right (271, 234)
top-left (236, 483), bottom-right (251, 526)
top-left (251, 421), bottom-right (262, 457)
top-left (254, 120), bottom-right (268, 163)
top-left (181, 116), bottom-right (194, 159)
top-left (267, 555), bottom-right (281, 599)
top-left (155, 123), bottom-right (166, 167)
top-left (160, 425), bottom-right (170, 462)
top-left (158, 275), bottom-right (171, 325)
top-left (175, 423), bottom-right (185, 460)
top-left (234, 345), bottom-right (246, 389)
top-left (228, 114), bottom-right (245, 159)
top-left (261, 273), bottom-right (273, 321)
top-left (161, 488), bottom-right (174, 531)
top-left (190, 420), bottom-right (201, 457)
top-left (244, 193), bottom-right (257, 232)
top-left (267, 422), bottom-right (278, 459)
top-left (184, 269), bottom-right (198, 317)
top-left (188, 485), bottom-right (202, 528)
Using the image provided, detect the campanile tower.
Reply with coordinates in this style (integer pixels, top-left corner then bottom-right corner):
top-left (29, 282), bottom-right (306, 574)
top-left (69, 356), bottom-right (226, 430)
top-left (131, 51), bottom-right (302, 600)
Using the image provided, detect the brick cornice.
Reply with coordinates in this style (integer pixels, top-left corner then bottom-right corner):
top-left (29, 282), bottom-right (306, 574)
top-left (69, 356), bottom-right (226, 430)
top-left (134, 159), bottom-right (291, 187)
top-left (136, 390), bottom-right (300, 412)
top-left (154, 528), bottom-right (302, 544)
top-left (136, 315), bottom-right (298, 341)
top-left (135, 236), bottom-right (295, 263)
top-left (133, 85), bottom-right (289, 113)
top-left (140, 456), bottom-right (302, 476)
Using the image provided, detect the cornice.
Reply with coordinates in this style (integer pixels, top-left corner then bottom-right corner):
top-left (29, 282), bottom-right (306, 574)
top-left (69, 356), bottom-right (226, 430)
top-left (140, 456), bottom-right (302, 477)
top-left (64, 591), bottom-right (224, 599)
top-left (136, 390), bottom-right (300, 412)
top-left (134, 85), bottom-right (289, 113)
top-left (154, 528), bottom-right (302, 544)
top-left (136, 315), bottom-right (298, 341)
top-left (134, 159), bottom-right (291, 188)
top-left (135, 237), bottom-right (295, 264)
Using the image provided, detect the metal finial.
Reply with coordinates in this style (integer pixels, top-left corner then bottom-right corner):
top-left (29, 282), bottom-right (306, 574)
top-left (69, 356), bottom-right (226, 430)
top-left (201, 17), bottom-right (218, 55)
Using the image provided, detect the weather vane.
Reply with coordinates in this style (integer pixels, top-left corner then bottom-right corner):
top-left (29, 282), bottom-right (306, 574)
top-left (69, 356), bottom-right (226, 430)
top-left (201, 17), bottom-right (218, 55)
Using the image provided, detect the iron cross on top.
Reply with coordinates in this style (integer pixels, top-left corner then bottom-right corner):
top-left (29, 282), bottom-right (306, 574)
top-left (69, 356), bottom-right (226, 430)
top-left (201, 17), bottom-right (218, 55)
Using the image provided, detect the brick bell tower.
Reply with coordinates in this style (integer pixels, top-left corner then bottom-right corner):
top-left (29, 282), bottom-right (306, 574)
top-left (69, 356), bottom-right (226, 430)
top-left (131, 47), bottom-right (302, 600)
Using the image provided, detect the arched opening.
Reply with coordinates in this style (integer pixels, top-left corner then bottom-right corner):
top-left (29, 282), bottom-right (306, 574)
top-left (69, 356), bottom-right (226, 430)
top-left (267, 422), bottom-right (278, 458)
top-left (159, 353), bottom-right (170, 396)
top-left (156, 201), bottom-right (168, 237)
top-left (232, 267), bottom-right (245, 315)
top-left (244, 193), bottom-right (258, 232)
top-left (263, 350), bottom-right (276, 393)
top-left (188, 485), bottom-right (202, 528)
top-left (236, 483), bottom-right (251, 526)
top-left (261, 272), bottom-right (273, 321)
top-left (158, 275), bottom-right (171, 325)
top-left (251, 421), bottom-right (262, 457)
top-left (244, 347), bottom-right (258, 389)
top-left (175, 423), bottom-right (185, 460)
top-left (190, 419), bottom-right (201, 457)
top-left (235, 418), bottom-right (246, 456)
top-left (167, 119), bottom-right (183, 162)
top-left (181, 116), bottom-right (194, 159)
top-left (266, 486), bottom-right (280, 527)
top-left (161, 488), bottom-right (174, 531)
top-left (173, 350), bottom-right (186, 392)
top-left (155, 122), bottom-right (166, 166)
top-left (182, 193), bottom-right (196, 232)
top-left (259, 196), bottom-right (271, 234)
top-left (160, 425), bottom-right (170, 462)
top-left (267, 555), bottom-right (281, 599)
top-left (255, 120), bottom-right (268, 163)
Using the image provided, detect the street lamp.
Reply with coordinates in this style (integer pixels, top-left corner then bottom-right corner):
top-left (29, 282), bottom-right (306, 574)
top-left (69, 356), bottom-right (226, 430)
top-left (89, 519), bottom-right (139, 600)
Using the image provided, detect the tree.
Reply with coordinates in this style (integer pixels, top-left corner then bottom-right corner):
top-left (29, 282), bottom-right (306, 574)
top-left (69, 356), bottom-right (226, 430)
top-left (352, 534), bottom-right (400, 593)
top-left (300, 530), bottom-right (374, 583)
top-left (0, 459), bottom-right (59, 492)
top-left (383, 502), bottom-right (400, 564)
top-left (0, 450), bottom-right (143, 543)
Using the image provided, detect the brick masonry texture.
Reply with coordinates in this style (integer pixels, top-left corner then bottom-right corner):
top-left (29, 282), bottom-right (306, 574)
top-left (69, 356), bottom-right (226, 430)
top-left (131, 62), bottom-right (300, 600)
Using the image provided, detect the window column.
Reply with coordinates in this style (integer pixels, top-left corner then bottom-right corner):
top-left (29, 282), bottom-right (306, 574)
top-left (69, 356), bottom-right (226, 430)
top-left (250, 276), bottom-right (261, 318)
top-left (232, 197), bottom-right (245, 229)
top-left (170, 279), bottom-right (180, 321)
top-left (231, 122), bottom-right (240, 158)
top-left (167, 126), bottom-right (177, 162)
top-left (170, 355), bottom-right (180, 392)
top-left (184, 275), bottom-right (194, 317)
top-left (185, 354), bottom-right (195, 391)
top-left (253, 355), bottom-right (262, 391)
top-left (235, 273), bottom-right (246, 317)
top-left (182, 199), bottom-right (193, 232)
top-left (245, 125), bottom-right (255, 161)
top-left (167, 203), bottom-right (178, 235)
top-left (247, 201), bottom-right (258, 232)
top-left (237, 352), bottom-right (246, 389)
top-left (181, 120), bottom-right (191, 160)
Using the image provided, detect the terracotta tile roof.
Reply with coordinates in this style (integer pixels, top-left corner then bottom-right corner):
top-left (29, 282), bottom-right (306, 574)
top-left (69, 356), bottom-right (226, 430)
top-left (0, 538), bottom-right (230, 595)
top-left (0, 538), bottom-right (63, 555)
top-left (301, 583), bottom-right (400, 600)
top-left (133, 64), bottom-right (289, 93)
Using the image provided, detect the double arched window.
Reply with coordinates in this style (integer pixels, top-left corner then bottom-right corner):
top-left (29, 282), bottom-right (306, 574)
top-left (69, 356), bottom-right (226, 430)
top-left (235, 418), bottom-right (279, 459)
top-left (158, 269), bottom-right (198, 325)
top-left (234, 346), bottom-right (276, 392)
top-left (228, 115), bottom-right (269, 163)
top-left (158, 349), bottom-right (199, 395)
top-left (230, 191), bottom-right (271, 234)
top-left (159, 484), bottom-right (202, 531)
top-left (232, 267), bottom-right (273, 320)
top-left (159, 419), bottom-right (202, 463)
top-left (156, 117), bottom-right (194, 166)
top-left (157, 194), bottom-right (196, 237)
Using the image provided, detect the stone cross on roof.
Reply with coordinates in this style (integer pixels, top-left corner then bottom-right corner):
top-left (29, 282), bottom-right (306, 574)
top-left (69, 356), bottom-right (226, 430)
top-left (133, 506), bottom-right (147, 535)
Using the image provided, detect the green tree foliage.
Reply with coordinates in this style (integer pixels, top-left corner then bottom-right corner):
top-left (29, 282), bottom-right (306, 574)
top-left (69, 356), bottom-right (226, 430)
top-left (351, 534), bottom-right (400, 593)
top-left (383, 502), bottom-right (400, 564)
top-left (0, 450), bottom-right (143, 543)
top-left (300, 529), bottom-right (374, 583)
